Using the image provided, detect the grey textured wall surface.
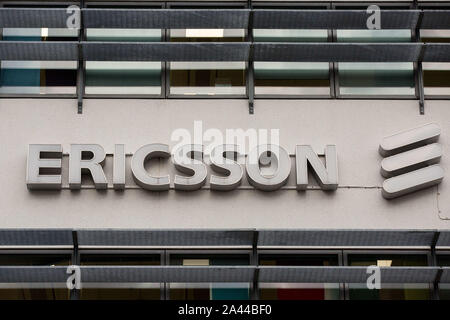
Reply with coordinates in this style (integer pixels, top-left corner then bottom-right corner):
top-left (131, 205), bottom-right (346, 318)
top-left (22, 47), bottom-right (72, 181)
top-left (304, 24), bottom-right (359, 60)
top-left (0, 98), bottom-right (449, 229)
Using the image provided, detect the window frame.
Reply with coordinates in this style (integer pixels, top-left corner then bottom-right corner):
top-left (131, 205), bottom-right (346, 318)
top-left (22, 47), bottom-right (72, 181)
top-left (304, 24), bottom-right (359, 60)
top-left (343, 249), bottom-right (434, 300)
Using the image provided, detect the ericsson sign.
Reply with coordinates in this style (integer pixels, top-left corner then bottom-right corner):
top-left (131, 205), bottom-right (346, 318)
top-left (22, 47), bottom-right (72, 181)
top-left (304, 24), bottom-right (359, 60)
top-left (25, 124), bottom-right (444, 199)
top-left (26, 144), bottom-right (339, 192)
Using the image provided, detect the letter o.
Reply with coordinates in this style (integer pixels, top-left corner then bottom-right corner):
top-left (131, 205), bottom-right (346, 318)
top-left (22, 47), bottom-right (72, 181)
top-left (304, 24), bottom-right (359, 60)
top-left (246, 144), bottom-right (291, 191)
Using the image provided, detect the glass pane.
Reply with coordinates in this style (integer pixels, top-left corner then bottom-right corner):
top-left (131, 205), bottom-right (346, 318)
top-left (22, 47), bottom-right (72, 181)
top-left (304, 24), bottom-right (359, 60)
top-left (85, 29), bottom-right (162, 95)
top-left (347, 254), bottom-right (431, 300)
top-left (0, 254), bottom-right (71, 300)
top-left (169, 254), bottom-right (250, 300)
top-left (420, 30), bottom-right (450, 43)
top-left (254, 29), bottom-right (330, 96)
top-left (437, 255), bottom-right (450, 300)
top-left (79, 254), bottom-right (161, 300)
top-left (421, 31), bottom-right (450, 97)
top-left (259, 254), bottom-right (340, 300)
top-left (169, 29), bottom-right (246, 96)
top-left (80, 288), bottom-right (160, 300)
top-left (0, 254), bottom-right (71, 266)
top-left (422, 63), bottom-right (450, 96)
top-left (0, 289), bottom-right (69, 300)
top-left (80, 254), bottom-right (160, 266)
top-left (337, 30), bottom-right (415, 96)
top-left (0, 28), bottom-right (78, 95)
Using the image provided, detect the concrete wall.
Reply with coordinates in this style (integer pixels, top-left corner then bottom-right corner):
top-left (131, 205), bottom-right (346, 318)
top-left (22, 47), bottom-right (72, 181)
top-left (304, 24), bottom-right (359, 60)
top-left (0, 98), bottom-right (449, 229)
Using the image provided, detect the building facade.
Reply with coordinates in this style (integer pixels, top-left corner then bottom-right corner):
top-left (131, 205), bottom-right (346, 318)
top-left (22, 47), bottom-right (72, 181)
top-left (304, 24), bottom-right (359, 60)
top-left (1, 0), bottom-right (450, 300)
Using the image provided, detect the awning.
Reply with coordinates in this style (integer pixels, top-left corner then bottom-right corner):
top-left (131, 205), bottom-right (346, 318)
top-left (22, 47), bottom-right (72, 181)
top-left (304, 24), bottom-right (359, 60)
top-left (77, 229), bottom-right (254, 248)
top-left (0, 229), bottom-right (73, 248)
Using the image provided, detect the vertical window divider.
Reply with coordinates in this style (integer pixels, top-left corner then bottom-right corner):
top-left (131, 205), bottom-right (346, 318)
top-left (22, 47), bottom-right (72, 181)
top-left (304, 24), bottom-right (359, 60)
top-left (247, 0), bottom-right (254, 114)
top-left (431, 231), bottom-right (442, 300)
top-left (163, 2), bottom-right (168, 99)
top-left (414, 3), bottom-right (425, 115)
top-left (328, 3), bottom-right (337, 99)
top-left (251, 230), bottom-right (259, 300)
top-left (71, 230), bottom-right (80, 300)
top-left (164, 249), bottom-right (169, 300)
top-left (330, 4), bottom-right (339, 99)
top-left (77, 0), bottom-right (85, 114)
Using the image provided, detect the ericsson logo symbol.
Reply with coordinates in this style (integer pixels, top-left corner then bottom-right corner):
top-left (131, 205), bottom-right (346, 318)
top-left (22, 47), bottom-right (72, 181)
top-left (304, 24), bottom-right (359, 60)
top-left (379, 123), bottom-right (444, 199)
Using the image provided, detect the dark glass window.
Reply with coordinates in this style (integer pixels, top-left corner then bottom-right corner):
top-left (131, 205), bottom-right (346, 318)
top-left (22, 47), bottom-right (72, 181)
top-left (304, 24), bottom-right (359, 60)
top-left (168, 5), bottom-right (246, 96)
top-left (437, 254), bottom-right (450, 300)
top-left (0, 5), bottom-right (78, 94)
top-left (259, 254), bottom-right (340, 300)
top-left (253, 6), bottom-right (330, 97)
top-left (421, 31), bottom-right (450, 96)
top-left (169, 254), bottom-right (250, 300)
top-left (347, 254), bottom-right (430, 300)
top-left (84, 5), bottom-right (162, 96)
top-left (0, 253), bottom-right (71, 300)
top-left (79, 254), bottom-right (161, 300)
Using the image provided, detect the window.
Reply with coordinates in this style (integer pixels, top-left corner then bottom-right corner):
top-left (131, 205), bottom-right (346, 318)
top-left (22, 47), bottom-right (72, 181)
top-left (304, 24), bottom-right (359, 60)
top-left (436, 254), bottom-right (450, 300)
top-left (259, 253), bottom-right (340, 300)
top-left (253, 6), bottom-right (331, 97)
top-left (84, 5), bottom-right (163, 96)
top-left (168, 4), bottom-right (246, 96)
top-left (421, 30), bottom-right (450, 97)
top-left (337, 30), bottom-right (415, 97)
top-left (0, 253), bottom-right (71, 300)
top-left (0, 27), bottom-right (78, 95)
top-left (347, 253), bottom-right (431, 300)
top-left (79, 254), bottom-right (162, 300)
top-left (169, 253), bottom-right (250, 300)
top-left (169, 30), bottom-right (246, 96)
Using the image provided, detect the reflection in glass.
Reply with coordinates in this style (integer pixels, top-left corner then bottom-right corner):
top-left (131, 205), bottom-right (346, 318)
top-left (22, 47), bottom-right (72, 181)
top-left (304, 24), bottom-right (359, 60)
top-left (169, 254), bottom-right (250, 300)
top-left (169, 29), bottom-right (246, 96)
top-left (259, 254), bottom-right (340, 300)
top-left (0, 254), bottom-right (71, 300)
top-left (422, 63), bottom-right (450, 96)
top-left (253, 29), bottom-right (330, 96)
top-left (79, 254), bottom-right (161, 300)
top-left (0, 28), bottom-right (78, 94)
top-left (337, 30), bottom-right (415, 96)
top-left (85, 29), bottom-right (162, 95)
top-left (347, 254), bottom-right (431, 300)
top-left (437, 255), bottom-right (450, 300)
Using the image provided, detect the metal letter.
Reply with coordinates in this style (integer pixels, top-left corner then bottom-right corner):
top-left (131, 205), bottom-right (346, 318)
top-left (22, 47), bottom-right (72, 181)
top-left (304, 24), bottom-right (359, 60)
top-left (131, 144), bottom-right (170, 191)
top-left (210, 144), bottom-right (243, 191)
top-left (69, 144), bottom-right (107, 189)
top-left (173, 144), bottom-right (207, 191)
top-left (113, 144), bottom-right (126, 190)
top-left (246, 144), bottom-right (291, 191)
top-left (296, 145), bottom-right (338, 190)
top-left (379, 123), bottom-right (440, 157)
top-left (379, 124), bottom-right (444, 199)
top-left (26, 144), bottom-right (62, 190)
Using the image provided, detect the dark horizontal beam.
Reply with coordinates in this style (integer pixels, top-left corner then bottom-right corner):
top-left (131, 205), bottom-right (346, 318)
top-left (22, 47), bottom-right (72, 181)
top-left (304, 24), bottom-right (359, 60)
top-left (0, 266), bottom-right (443, 284)
top-left (258, 266), bottom-right (440, 283)
top-left (253, 10), bottom-right (420, 29)
top-left (0, 229), bottom-right (73, 247)
top-left (77, 229), bottom-right (255, 248)
top-left (4, 42), bottom-right (445, 62)
top-left (258, 230), bottom-right (437, 248)
top-left (83, 9), bottom-right (250, 29)
top-left (0, 41), bottom-right (78, 60)
top-left (1, 8), bottom-right (450, 29)
top-left (82, 42), bottom-right (251, 61)
top-left (253, 43), bottom-right (423, 62)
top-left (1, 229), bottom-right (449, 248)
top-left (421, 10), bottom-right (450, 29)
